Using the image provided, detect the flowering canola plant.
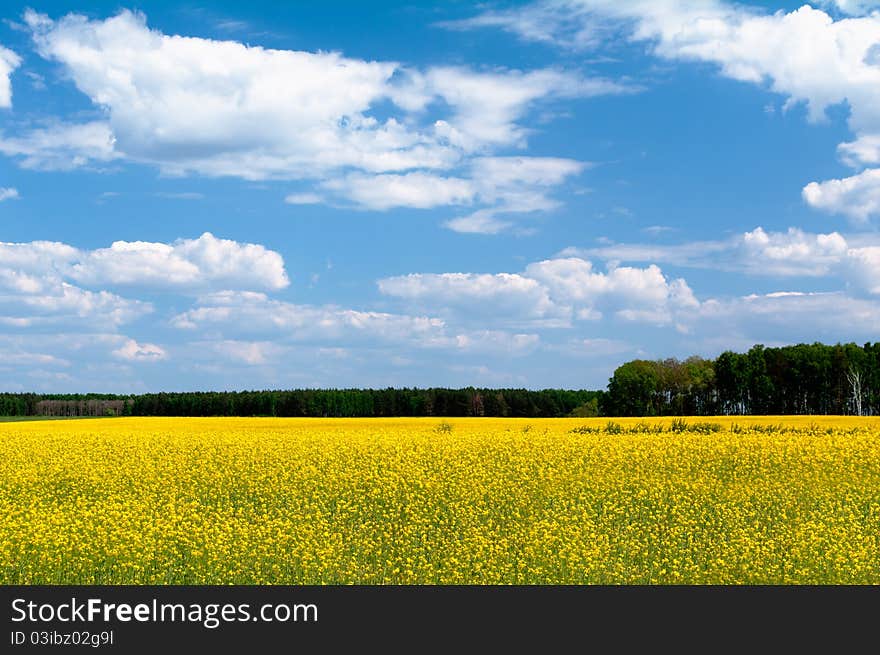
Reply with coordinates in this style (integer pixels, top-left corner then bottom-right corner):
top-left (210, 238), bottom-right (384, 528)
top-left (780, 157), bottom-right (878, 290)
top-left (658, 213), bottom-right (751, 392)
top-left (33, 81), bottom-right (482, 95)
top-left (2, 416), bottom-right (879, 584)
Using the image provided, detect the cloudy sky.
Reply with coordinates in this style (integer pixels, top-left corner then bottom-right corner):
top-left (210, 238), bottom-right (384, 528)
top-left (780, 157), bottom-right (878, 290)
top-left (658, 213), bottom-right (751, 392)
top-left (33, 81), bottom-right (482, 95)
top-left (1, 1), bottom-right (880, 392)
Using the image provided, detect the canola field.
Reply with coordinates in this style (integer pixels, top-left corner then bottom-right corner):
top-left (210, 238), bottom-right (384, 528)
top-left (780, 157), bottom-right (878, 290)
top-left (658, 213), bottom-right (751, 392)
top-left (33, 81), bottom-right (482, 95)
top-left (2, 416), bottom-right (879, 584)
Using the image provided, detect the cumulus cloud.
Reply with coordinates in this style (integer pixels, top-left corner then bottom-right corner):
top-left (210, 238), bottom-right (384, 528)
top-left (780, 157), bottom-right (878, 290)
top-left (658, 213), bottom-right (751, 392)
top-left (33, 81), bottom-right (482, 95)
top-left (565, 240), bottom-right (730, 270)
top-left (378, 272), bottom-right (561, 324)
top-left (0, 233), bottom-right (289, 293)
top-left (170, 290), bottom-right (448, 343)
top-left (526, 257), bottom-right (697, 312)
top-left (447, 1), bottom-right (880, 224)
top-left (316, 156), bottom-right (586, 232)
top-left (448, 1), bottom-right (880, 130)
top-left (447, 156), bottom-right (586, 233)
top-left (399, 66), bottom-right (627, 152)
top-left (443, 331), bottom-right (540, 355)
top-left (6, 9), bottom-right (627, 232)
top-left (819, 1), bottom-right (880, 16)
top-left (385, 329), bottom-right (541, 356)
top-left (803, 169), bottom-right (880, 222)
top-left (443, 156), bottom-right (586, 233)
top-left (0, 244), bottom-right (153, 332)
top-left (169, 290), bottom-right (545, 360)
top-left (443, 211), bottom-right (513, 235)
top-left (0, 332), bottom-right (175, 392)
top-left (845, 246), bottom-right (880, 293)
top-left (512, 226), bottom-right (880, 345)
top-left (437, 2), bottom-right (616, 50)
top-left (0, 45), bottom-right (20, 108)
top-left (24, 9), bottom-right (414, 178)
top-left (0, 233), bottom-right (290, 335)
top-left (69, 232), bottom-right (290, 291)
top-left (576, 225), bottom-right (880, 283)
top-left (205, 340), bottom-right (278, 365)
top-left (0, 187), bottom-right (19, 201)
top-left (112, 338), bottom-right (167, 361)
top-left (739, 227), bottom-right (850, 275)
top-left (374, 249), bottom-right (880, 358)
top-left (0, 121), bottom-right (118, 171)
top-left (838, 134), bottom-right (880, 167)
top-left (323, 172), bottom-right (476, 211)
top-left (379, 256), bottom-right (697, 327)
top-left (0, 273), bottom-right (151, 329)
top-left (687, 291), bottom-right (880, 343)
top-left (0, 10), bottom-right (633, 241)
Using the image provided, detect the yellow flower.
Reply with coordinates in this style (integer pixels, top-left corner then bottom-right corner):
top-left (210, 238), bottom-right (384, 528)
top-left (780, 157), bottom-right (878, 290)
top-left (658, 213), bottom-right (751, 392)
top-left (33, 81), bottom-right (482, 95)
top-left (0, 415), bottom-right (878, 584)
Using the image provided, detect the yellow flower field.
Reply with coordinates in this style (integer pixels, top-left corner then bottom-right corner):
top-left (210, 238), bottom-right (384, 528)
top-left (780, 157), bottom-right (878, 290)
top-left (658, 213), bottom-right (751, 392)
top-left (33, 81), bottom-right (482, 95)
top-left (2, 416), bottom-right (879, 584)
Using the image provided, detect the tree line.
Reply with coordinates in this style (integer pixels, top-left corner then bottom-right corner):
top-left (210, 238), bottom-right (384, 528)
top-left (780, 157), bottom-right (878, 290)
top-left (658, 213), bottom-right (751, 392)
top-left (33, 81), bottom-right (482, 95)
top-left (3, 342), bottom-right (877, 418)
top-left (602, 342), bottom-right (880, 416)
top-left (0, 388), bottom-right (600, 418)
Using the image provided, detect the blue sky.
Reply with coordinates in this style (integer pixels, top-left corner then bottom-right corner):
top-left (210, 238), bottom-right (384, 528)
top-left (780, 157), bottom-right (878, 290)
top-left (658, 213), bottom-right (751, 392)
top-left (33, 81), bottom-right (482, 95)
top-left (1, 0), bottom-right (880, 392)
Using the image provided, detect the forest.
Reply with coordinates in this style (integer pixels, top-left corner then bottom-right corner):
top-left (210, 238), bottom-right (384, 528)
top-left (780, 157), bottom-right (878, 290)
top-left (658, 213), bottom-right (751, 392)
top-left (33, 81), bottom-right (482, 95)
top-left (602, 342), bottom-right (880, 416)
top-left (0, 388), bottom-right (600, 418)
top-left (2, 341), bottom-right (877, 418)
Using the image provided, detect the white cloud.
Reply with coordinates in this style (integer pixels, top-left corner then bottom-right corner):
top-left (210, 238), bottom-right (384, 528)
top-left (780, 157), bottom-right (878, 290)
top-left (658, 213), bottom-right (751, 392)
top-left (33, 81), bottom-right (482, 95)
top-left (0, 45), bottom-right (21, 108)
top-left (0, 121), bottom-right (118, 170)
top-left (845, 246), bottom-right (880, 293)
top-left (0, 187), bottom-right (19, 201)
top-left (526, 257), bottom-right (698, 324)
top-left (474, 156), bottom-right (587, 187)
top-left (170, 290), bottom-right (448, 343)
top-left (284, 192), bottom-right (324, 205)
top-left (437, 2), bottom-right (614, 51)
top-left (0, 233), bottom-right (288, 292)
top-left (820, 1), bottom-right (880, 16)
top-left (374, 235), bottom-right (880, 356)
top-left (401, 66), bottom-right (627, 152)
top-left (838, 134), bottom-right (880, 167)
top-left (0, 233), bottom-right (290, 335)
top-left (803, 169), bottom-right (880, 221)
top-left (12, 9), bottom-right (621, 232)
top-left (379, 256), bottom-right (697, 327)
top-left (323, 156), bottom-right (586, 224)
top-left (456, 2), bottom-right (880, 130)
top-left (576, 225), bottom-right (880, 282)
top-left (526, 258), bottom-right (662, 305)
top-left (443, 211), bottom-right (513, 235)
top-left (561, 240), bottom-right (728, 269)
top-left (207, 340), bottom-right (277, 365)
top-left (0, 240), bottom-right (80, 275)
top-left (739, 226), bottom-right (849, 275)
top-left (416, 330), bottom-right (541, 356)
top-left (24, 9), bottom-right (415, 178)
top-left (69, 232), bottom-right (290, 291)
top-left (446, 156), bottom-right (586, 233)
top-left (170, 290), bottom-right (542, 359)
top-left (21, 10), bottom-right (617, 181)
top-left (452, 331), bottom-right (539, 355)
top-left (687, 290), bottom-right (880, 342)
top-left (316, 155), bottom-right (585, 232)
top-left (112, 338), bottom-right (167, 361)
top-left (0, 274), bottom-right (151, 329)
top-left (0, 332), bottom-right (171, 392)
top-left (378, 272), bottom-right (560, 323)
top-left (323, 172), bottom-right (476, 210)
top-left (448, 1), bottom-right (880, 224)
